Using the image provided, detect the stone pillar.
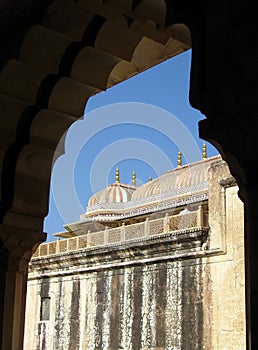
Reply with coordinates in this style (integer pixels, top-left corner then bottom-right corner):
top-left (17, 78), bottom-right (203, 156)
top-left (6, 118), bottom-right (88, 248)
top-left (197, 205), bottom-right (204, 227)
top-left (144, 217), bottom-right (150, 236)
top-left (122, 223), bottom-right (126, 242)
top-left (163, 213), bottom-right (169, 233)
top-left (243, 190), bottom-right (258, 349)
top-left (87, 230), bottom-right (91, 247)
top-left (104, 226), bottom-right (109, 245)
top-left (0, 225), bottom-right (46, 350)
top-left (199, 117), bottom-right (258, 349)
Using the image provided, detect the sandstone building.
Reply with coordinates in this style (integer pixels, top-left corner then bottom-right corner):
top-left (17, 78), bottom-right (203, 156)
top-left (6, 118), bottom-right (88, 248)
top-left (24, 153), bottom-right (246, 349)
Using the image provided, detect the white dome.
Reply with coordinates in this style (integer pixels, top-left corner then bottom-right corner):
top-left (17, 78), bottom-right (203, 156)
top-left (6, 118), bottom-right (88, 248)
top-left (131, 156), bottom-right (220, 201)
top-left (88, 182), bottom-right (136, 206)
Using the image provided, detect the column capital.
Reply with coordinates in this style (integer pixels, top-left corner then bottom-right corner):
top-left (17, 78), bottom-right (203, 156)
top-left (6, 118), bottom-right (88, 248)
top-left (199, 115), bottom-right (258, 202)
top-left (0, 224), bottom-right (46, 273)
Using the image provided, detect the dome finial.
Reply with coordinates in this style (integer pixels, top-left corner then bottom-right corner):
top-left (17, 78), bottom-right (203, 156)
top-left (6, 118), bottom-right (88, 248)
top-left (202, 142), bottom-right (207, 159)
top-left (115, 166), bottom-right (120, 183)
top-left (149, 174), bottom-right (152, 181)
top-left (177, 150), bottom-right (182, 167)
top-left (132, 171), bottom-right (136, 186)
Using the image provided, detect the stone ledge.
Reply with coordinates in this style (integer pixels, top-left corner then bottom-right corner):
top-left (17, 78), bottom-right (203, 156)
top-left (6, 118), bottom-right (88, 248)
top-left (27, 228), bottom-right (221, 278)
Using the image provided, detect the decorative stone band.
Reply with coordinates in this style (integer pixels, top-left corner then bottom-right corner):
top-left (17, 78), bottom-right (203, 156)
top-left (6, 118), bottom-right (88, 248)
top-left (28, 227), bottom-right (210, 278)
top-left (85, 182), bottom-right (208, 214)
top-left (32, 210), bottom-right (206, 260)
top-left (80, 191), bottom-right (209, 223)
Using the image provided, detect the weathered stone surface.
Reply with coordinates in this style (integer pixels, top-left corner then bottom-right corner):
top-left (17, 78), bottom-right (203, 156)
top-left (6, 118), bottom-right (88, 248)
top-left (24, 159), bottom-right (245, 350)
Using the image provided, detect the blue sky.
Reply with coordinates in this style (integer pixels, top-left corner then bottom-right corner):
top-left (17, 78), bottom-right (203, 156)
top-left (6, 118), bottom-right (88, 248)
top-left (44, 49), bottom-right (218, 241)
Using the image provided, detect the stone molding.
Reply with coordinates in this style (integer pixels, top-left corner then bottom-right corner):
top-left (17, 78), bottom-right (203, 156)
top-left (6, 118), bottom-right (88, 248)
top-left (29, 227), bottom-right (210, 278)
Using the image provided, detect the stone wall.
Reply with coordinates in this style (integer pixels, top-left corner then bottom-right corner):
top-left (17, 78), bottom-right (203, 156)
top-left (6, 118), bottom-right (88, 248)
top-left (24, 160), bottom-right (246, 349)
top-left (26, 260), bottom-right (209, 349)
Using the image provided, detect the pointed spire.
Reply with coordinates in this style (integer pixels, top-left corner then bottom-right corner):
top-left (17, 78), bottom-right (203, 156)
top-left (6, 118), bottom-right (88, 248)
top-left (115, 166), bottom-right (120, 183)
top-left (202, 142), bottom-right (207, 159)
top-left (132, 171), bottom-right (136, 186)
top-left (177, 150), bottom-right (182, 167)
top-left (149, 174), bottom-right (152, 181)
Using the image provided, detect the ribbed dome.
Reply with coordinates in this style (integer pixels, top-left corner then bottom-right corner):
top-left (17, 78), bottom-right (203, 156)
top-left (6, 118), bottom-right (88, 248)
top-left (131, 156), bottom-right (220, 201)
top-left (88, 182), bottom-right (136, 206)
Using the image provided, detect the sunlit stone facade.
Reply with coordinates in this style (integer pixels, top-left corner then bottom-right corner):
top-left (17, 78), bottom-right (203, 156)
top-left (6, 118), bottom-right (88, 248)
top-left (24, 155), bottom-right (246, 349)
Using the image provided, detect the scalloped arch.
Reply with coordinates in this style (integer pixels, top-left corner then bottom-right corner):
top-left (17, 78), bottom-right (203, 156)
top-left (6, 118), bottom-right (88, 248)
top-left (0, 0), bottom-right (192, 231)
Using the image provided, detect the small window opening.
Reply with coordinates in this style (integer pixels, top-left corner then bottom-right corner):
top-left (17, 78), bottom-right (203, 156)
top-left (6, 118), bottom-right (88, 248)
top-left (40, 297), bottom-right (50, 321)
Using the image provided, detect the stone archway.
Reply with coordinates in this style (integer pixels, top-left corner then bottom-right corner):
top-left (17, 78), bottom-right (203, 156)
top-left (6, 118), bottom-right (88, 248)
top-left (0, 0), bottom-right (193, 232)
top-left (0, 1), bottom-right (257, 349)
top-left (0, 2), bottom-right (195, 348)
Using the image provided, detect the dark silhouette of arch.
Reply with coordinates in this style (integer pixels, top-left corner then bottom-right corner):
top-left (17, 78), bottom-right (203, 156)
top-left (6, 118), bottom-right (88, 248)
top-left (0, 1), bottom-right (256, 349)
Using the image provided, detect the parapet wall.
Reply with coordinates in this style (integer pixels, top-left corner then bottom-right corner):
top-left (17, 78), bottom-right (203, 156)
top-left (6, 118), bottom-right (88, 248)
top-left (32, 209), bottom-right (204, 259)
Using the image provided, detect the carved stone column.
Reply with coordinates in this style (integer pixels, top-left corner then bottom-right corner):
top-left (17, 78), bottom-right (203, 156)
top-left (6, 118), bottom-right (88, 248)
top-left (0, 225), bottom-right (46, 350)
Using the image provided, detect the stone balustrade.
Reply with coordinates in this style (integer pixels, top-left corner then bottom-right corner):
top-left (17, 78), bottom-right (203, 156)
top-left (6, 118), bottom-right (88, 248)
top-left (32, 207), bottom-right (206, 259)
